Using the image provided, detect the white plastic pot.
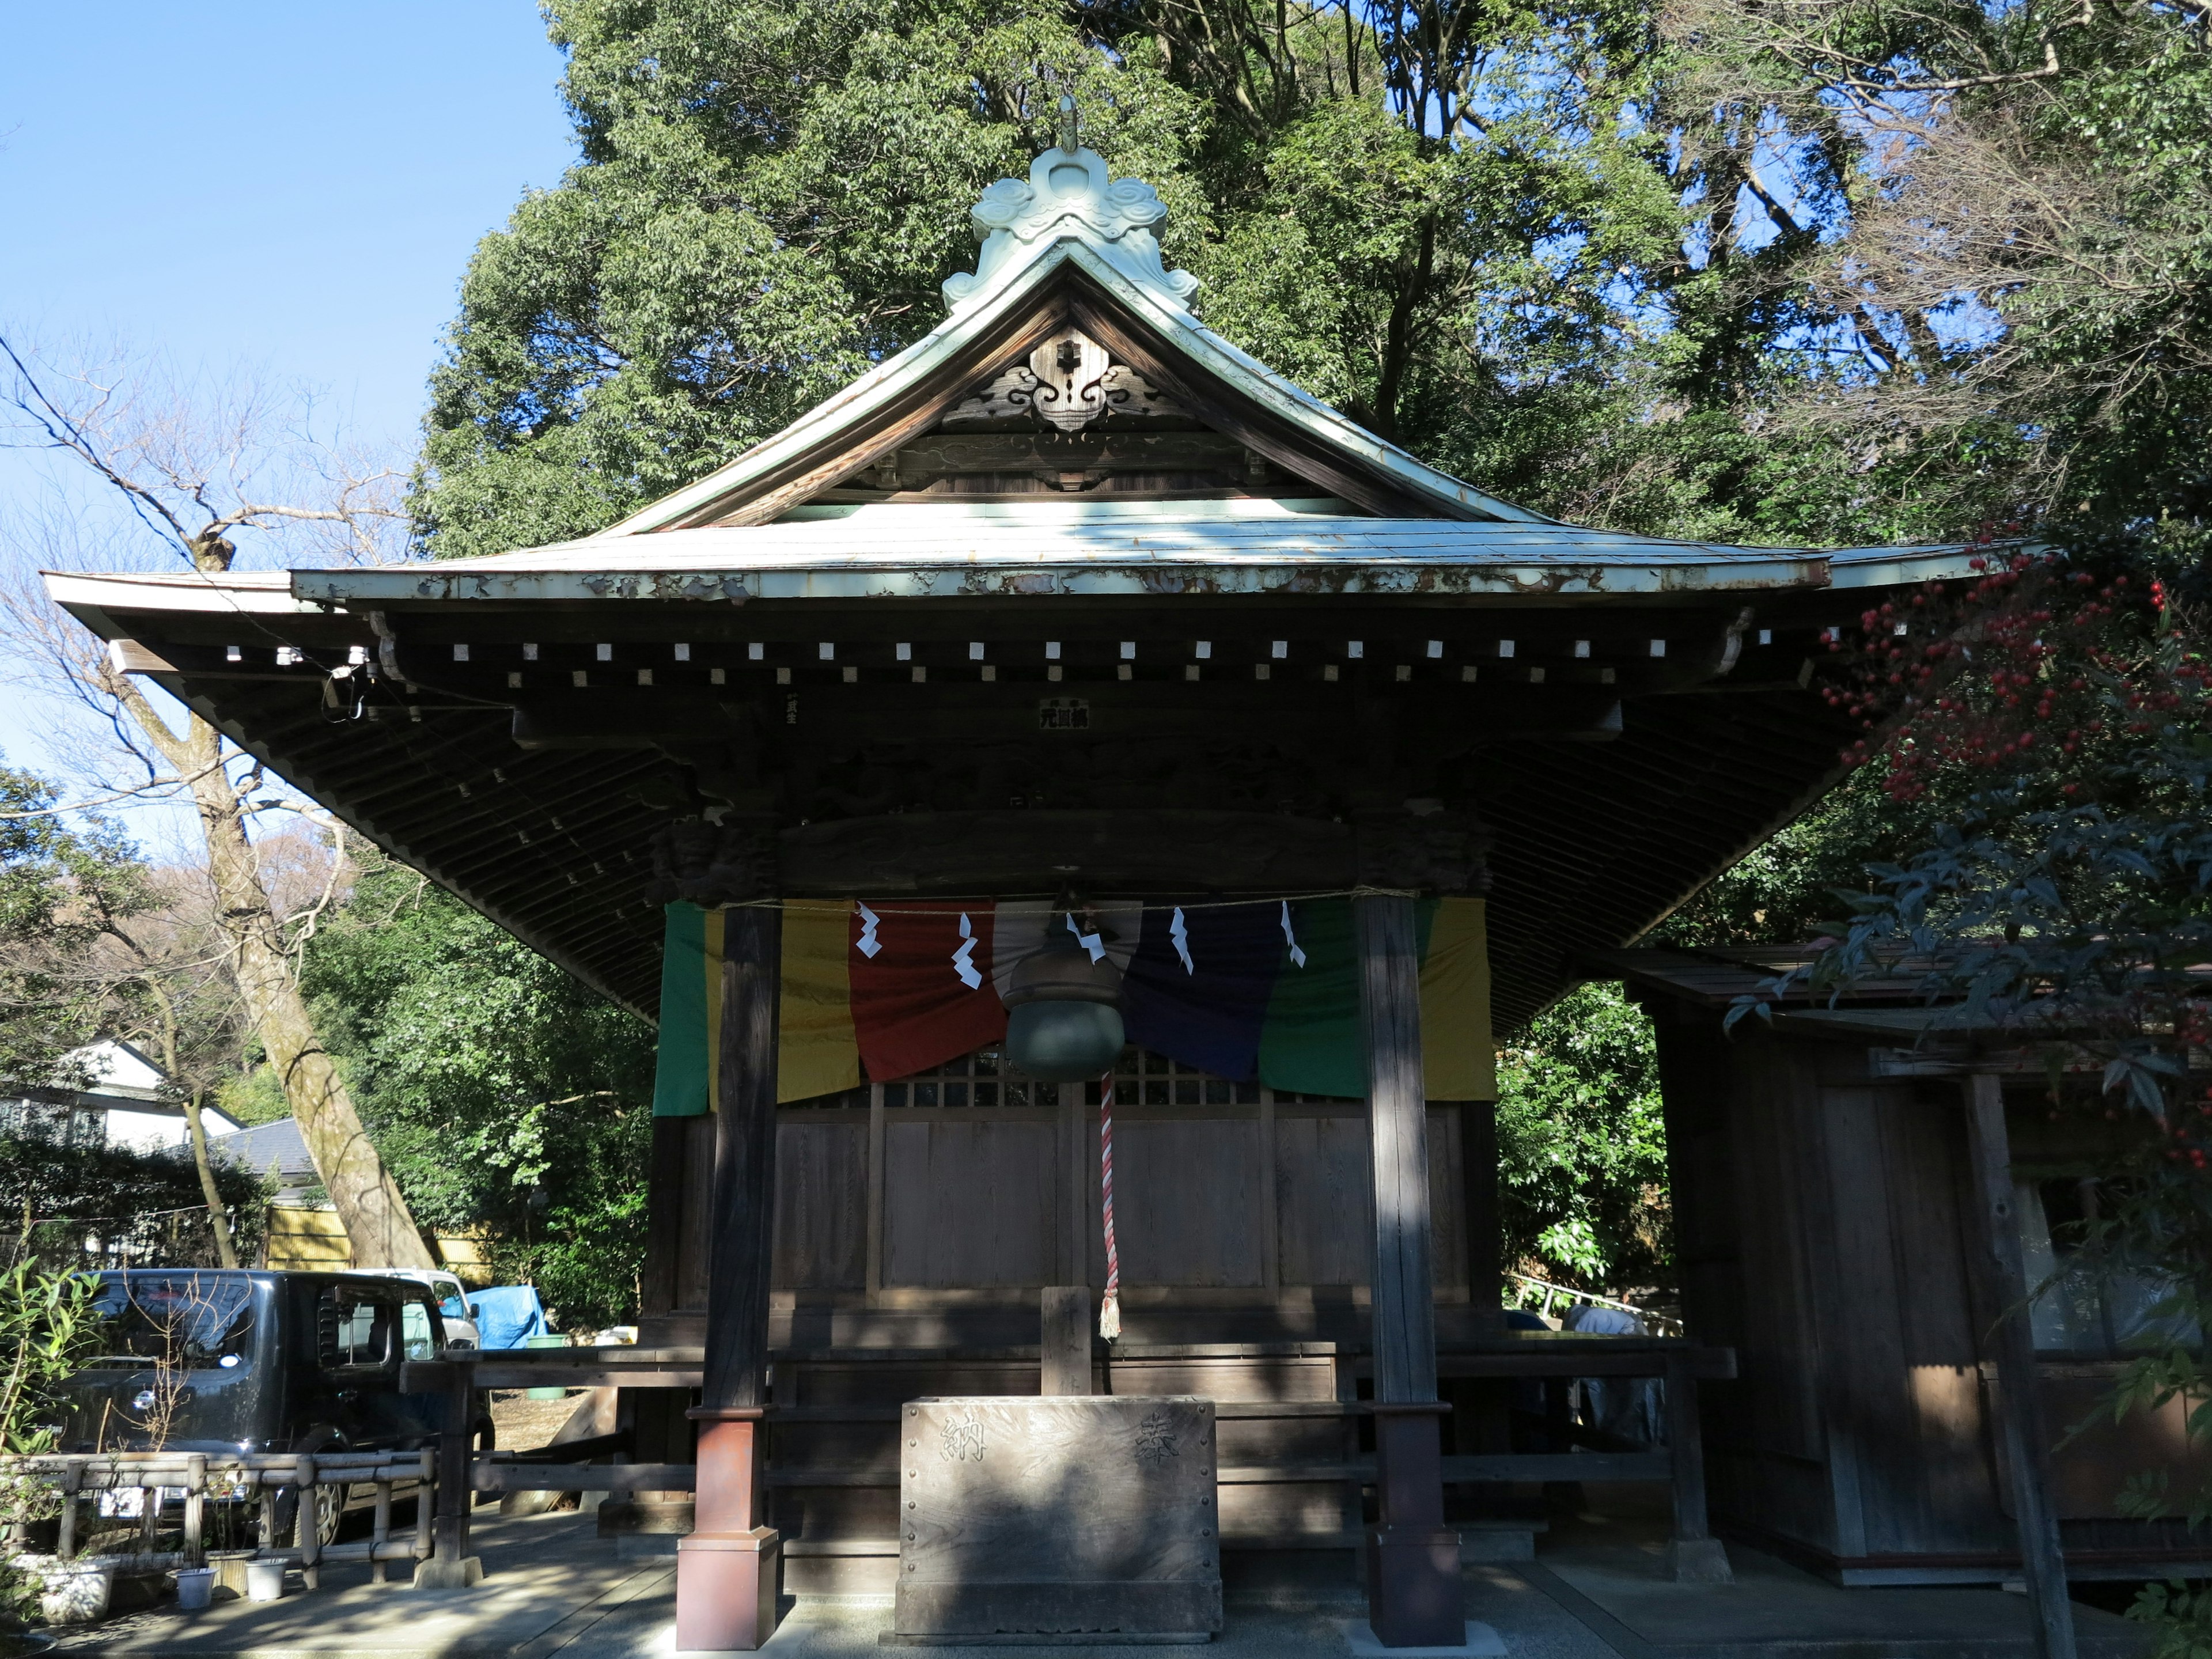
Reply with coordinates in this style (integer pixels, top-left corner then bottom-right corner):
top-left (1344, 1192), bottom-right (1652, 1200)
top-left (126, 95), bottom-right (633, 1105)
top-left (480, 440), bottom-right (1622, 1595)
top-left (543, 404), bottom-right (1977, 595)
top-left (173, 1565), bottom-right (216, 1611)
top-left (33, 1560), bottom-right (113, 1625)
top-left (244, 1559), bottom-right (286, 1602)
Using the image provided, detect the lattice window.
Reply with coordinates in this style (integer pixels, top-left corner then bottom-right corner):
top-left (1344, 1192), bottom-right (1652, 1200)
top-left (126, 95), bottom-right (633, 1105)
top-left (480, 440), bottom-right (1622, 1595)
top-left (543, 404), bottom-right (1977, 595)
top-left (783, 1044), bottom-right (1353, 1109)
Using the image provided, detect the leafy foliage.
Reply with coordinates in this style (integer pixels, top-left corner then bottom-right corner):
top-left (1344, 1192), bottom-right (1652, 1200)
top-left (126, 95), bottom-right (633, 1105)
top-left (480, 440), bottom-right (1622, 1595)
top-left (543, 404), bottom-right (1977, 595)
top-left (298, 857), bottom-right (657, 1329)
top-left (0, 1260), bottom-right (100, 1628)
top-left (1666, 0), bottom-right (2212, 547)
top-left (0, 1137), bottom-right (266, 1274)
top-left (0, 764), bottom-right (150, 1088)
top-left (2132, 1577), bottom-right (2212, 1659)
top-left (0, 1259), bottom-right (97, 1456)
top-left (416, 0), bottom-right (1208, 557)
top-left (1494, 983), bottom-right (1671, 1293)
top-left (414, 0), bottom-right (1993, 556)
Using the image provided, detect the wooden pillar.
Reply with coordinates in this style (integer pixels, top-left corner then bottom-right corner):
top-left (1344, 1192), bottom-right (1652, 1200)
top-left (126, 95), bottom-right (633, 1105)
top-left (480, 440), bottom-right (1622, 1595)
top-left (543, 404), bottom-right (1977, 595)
top-left (678, 903), bottom-right (783, 1653)
top-left (1964, 1073), bottom-right (2078, 1659)
top-left (412, 1357), bottom-right (482, 1588)
top-left (1662, 1351), bottom-right (1730, 1582)
top-left (1354, 892), bottom-right (1460, 1649)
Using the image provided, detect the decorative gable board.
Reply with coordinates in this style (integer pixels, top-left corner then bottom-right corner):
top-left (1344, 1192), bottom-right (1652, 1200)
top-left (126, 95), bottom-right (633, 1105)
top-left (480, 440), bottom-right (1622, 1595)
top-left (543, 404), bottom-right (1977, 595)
top-left (600, 134), bottom-right (1546, 532)
top-left (665, 270), bottom-right (1450, 528)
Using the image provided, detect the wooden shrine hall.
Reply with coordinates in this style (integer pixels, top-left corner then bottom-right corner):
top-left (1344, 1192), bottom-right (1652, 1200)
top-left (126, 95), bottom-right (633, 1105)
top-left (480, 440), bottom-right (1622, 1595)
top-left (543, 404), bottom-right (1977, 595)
top-left (46, 109), bottom-right (2030, 1650)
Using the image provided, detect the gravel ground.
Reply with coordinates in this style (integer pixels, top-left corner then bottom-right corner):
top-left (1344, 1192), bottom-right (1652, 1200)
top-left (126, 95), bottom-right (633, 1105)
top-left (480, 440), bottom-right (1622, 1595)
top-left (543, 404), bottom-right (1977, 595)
top-left (487, 1387), bottom-right (587, 1451)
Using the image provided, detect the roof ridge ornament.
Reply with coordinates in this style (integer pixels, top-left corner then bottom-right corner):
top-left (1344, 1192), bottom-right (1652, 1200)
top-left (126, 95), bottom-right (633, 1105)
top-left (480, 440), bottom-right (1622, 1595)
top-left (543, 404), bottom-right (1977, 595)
top-left (942, 95), bottom-right (1200, 316)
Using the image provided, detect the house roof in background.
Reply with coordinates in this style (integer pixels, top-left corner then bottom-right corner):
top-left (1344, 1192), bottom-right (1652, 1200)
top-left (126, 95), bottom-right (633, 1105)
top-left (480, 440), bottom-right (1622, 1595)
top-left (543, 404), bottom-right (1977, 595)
top-left (211, 1117), bottom-right (317, 1186)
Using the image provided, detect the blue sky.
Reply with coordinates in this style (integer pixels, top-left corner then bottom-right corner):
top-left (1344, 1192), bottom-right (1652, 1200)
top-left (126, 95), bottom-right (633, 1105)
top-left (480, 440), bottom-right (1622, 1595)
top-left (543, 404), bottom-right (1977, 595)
top-left (1, 3), bottom-right (575, 844)
top-left (2, 2), bottom-right (575, 448)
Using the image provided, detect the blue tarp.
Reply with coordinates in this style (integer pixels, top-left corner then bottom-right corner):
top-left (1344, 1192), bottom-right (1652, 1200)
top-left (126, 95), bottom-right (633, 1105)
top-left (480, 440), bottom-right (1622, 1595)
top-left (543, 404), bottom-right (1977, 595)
top-left (467, 1284), bottom-right (548, 1350)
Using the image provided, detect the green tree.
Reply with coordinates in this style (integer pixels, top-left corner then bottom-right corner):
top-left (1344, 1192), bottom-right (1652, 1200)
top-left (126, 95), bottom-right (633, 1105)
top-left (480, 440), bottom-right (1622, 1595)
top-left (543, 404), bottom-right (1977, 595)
top-left (0, 764), bottom-right (148, 1088)
top-left (0, 1137), bottom-right (267, 1274)
top-left (299, 857), bottom-right (658, 1329)
top-left (416, 0), bottom-right (1949, 556)
top-left (416, 0), bottom-right (1208, 558)
top-left (1666, 0), bottom-right (2212, 551)
top-left (1494, 982), bottom-right (1671, 1294)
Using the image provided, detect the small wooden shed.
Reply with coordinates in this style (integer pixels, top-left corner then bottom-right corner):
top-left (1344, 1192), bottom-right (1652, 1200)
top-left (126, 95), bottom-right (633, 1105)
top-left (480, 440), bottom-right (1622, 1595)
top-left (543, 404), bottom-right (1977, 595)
top-left (1606, 946), bottom-right (2212, 1589)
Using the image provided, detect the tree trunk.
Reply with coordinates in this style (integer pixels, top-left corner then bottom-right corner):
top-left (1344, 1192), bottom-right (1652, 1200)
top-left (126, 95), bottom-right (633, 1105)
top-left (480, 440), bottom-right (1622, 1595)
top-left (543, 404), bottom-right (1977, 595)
top-left (93, 528), bottom-right (433, 1270)
top-left (143, 980), bottom-right (239, 1270)
top-left (173, 712), bottom-right (434, 1270)
top-left (180, 1091), bottom-right (239, 1270)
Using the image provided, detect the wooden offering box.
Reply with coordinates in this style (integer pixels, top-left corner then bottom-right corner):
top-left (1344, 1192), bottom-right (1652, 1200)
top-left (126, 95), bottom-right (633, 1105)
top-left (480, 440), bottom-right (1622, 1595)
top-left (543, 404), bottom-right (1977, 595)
top-left (895, 1396), bottom-right (1222, 1643)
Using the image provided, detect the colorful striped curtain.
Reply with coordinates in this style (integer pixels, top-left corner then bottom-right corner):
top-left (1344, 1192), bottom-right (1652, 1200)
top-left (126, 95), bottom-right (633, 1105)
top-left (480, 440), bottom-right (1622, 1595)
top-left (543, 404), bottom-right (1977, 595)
top-left (650, 895), bottom-right (1494, 1113)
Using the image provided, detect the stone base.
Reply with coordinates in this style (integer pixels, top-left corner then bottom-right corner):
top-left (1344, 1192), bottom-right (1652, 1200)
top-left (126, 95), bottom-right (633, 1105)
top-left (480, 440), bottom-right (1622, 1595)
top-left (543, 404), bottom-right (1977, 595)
top-left (1365, 1525), bottom-right (1464, 1650)
top-left (676, 1527), bottom-right (781, 1653)
top-left (1667, 1536), bottom-right (1733, 1584)
top-left (411, 1555), bottom-right (484, 1590)
top-left (881, 1633), bottom-right (1213, 1647)
top-left (618, 1532), bottom-right (684, 1559)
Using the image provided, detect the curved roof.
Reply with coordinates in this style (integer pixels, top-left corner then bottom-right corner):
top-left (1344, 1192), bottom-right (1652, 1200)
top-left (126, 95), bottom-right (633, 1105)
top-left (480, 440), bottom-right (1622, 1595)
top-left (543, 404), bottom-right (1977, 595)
top-left (38, 134), bottom-right (1993, 1031)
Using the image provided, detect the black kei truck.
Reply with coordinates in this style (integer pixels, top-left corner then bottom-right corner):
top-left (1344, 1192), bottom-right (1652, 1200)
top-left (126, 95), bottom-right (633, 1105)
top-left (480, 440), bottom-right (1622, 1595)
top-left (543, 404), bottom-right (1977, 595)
top-left (55, 1270), bottom-right (494, 1544)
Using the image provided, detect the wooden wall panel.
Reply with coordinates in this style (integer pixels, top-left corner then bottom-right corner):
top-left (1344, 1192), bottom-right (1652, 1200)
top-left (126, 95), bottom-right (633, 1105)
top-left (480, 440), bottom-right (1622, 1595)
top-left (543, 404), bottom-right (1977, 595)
top-left (1881, 1090), bottom-right (2004, 1548)
top-left (1809, 1073), bottom-right (1923, 1556)
top-left (882, 1116), bottom-right (1059, 1287)
top-left (1273, 1109), bottom-right (1372, 1287)
top-left (1112, 1116), bottom-right (1265, 1288)
top-left (641, 1116), bottom-right (691, 1317)
top-left (676, 1113), bottom-right (717, 1313)
top-left (772, 1117), bottom-right (868, 1290)
top-left (1426, 1107), bottom-right (1466, 1294)
top-left (1734, 1039), bottom-right (1824, 1465)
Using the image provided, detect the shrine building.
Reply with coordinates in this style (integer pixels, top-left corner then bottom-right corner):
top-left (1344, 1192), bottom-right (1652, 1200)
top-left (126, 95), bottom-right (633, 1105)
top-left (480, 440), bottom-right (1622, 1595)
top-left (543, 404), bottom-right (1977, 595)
top-left (49, 112), bottom-right (2144, 1652)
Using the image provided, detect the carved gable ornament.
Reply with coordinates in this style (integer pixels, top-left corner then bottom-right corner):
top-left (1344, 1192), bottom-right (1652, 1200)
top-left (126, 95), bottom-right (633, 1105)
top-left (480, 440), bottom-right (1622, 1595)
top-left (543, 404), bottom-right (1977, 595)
top-left (942, 328), bottom-right (1187, 431)
top-left (942, 102), bottom-right (1200, 316)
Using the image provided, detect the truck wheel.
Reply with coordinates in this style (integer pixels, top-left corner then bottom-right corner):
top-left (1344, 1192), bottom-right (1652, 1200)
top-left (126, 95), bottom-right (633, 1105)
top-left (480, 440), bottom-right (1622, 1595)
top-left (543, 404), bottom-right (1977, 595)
top-left (274, 1481), bottom-right (350, 1548)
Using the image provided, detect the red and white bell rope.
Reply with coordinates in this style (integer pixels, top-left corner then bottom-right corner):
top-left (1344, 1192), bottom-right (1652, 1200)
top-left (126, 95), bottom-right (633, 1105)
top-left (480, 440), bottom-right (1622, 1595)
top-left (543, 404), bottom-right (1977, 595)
top-left (1098, 1068), bottom-right (1121, 1340)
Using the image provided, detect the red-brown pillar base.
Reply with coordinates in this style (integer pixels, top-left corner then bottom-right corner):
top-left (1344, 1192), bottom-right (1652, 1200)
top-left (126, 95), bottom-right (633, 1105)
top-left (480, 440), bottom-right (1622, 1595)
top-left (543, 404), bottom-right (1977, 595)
top-left (1366, 1403), bottom-right (1461, 1649)
top-left (678, 1407), bottom-right (781, 1653)
top-left (677, 1528), bottom-right (781, 1652)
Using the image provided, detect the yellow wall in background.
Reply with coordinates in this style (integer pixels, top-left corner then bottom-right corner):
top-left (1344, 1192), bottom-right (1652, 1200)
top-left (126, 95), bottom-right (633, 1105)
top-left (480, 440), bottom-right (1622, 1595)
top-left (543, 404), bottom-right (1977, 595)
top-left (261, 1204), bottom-right (495, 1287)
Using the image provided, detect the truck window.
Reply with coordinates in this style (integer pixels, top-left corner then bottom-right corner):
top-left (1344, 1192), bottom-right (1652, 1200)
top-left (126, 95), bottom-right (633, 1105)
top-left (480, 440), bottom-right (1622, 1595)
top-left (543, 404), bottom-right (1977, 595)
top-left (400, 1298), bottom-right (440, 1361)
top-left (87, 1274), bottom-right (255, 1369)
top-left (319, 1286), bottom-right (394, 1369)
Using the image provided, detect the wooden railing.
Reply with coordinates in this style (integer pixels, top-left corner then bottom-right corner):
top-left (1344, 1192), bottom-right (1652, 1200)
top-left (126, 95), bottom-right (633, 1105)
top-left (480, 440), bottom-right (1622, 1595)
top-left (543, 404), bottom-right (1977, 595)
top-left (0, 1450), bottom-right (434, 1586)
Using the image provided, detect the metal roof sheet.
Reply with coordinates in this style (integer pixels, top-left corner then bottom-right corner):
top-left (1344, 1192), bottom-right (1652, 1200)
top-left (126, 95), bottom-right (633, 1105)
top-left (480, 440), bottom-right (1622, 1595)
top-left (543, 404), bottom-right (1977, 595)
top-left (238, 502), bottom-right (1982, 607)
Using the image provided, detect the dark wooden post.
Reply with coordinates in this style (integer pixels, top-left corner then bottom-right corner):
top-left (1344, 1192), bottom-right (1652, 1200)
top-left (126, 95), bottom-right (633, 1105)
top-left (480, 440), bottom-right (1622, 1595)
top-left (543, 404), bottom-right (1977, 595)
top-left (1354, 891), bottom-right (1460, 1649)
top-left (1964, 1073), bottom-right (2078, 1659)
top-left (677, 903), bottom-right (783, 1653)
top-left (1662, 1351), bottom-right (1730, 1581)
top-left (410, 1356), bottom-right (481, 1588)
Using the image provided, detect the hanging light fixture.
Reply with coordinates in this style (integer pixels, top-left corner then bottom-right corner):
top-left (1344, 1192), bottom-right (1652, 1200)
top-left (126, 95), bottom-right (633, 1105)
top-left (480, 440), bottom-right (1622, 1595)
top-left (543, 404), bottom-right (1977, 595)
top-left (1003, 910), bottom-right (1124, 1081)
